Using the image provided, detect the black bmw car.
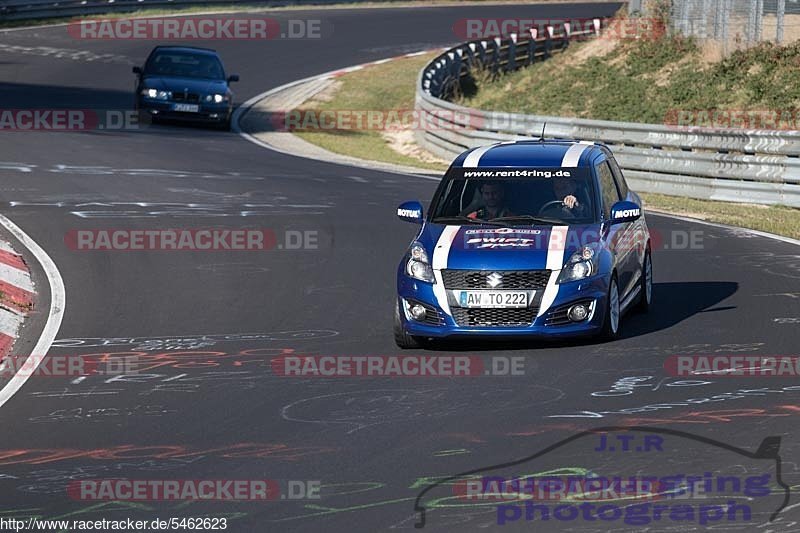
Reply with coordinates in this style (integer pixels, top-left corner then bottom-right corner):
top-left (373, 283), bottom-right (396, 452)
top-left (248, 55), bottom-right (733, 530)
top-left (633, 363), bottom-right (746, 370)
top-left (133, 46), bottom-right (239, 129)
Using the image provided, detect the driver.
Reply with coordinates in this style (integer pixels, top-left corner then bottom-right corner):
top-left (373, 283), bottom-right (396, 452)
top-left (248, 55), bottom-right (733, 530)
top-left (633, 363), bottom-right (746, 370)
top-left (552, 177), bottom-right (589, 217)
top-left (467, 182), bottom-right (514, 219)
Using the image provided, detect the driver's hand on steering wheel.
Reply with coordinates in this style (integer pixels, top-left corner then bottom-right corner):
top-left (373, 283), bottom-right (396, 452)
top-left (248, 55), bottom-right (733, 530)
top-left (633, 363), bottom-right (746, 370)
top-left (562, 195), bottom-right (579, 209)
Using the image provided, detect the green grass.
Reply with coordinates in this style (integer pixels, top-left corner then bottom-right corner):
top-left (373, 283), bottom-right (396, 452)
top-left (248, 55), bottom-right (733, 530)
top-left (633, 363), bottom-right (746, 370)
top-left (457, 31), bottom-right (800, 124)
top-left (293, 52), bottom-right (447, 171)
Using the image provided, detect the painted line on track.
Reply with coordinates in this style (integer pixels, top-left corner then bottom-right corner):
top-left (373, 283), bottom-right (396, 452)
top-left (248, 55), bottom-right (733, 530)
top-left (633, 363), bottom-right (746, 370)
top-left (232, 50), bottom-right (445, 182)
top-left (0, 214), bottom-right (66, 410)
top-left (647, 210), bottom-right (800, 248)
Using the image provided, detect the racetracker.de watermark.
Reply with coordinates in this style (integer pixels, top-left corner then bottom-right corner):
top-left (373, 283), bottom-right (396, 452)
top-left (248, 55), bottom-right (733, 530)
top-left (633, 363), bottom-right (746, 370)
top-left (67, 17), bottom-right (326, 40)
top-left (461, 227), bottom-right (703, 253)
top-left (452, 18), bottom-right (664, 40)
top-left (271, 355), bottom-right (525, 377)
top-left (0, 355), bottom-right (138, 378)
top-left (665, 355), bottom-right (800, 377)
top-left (271, 109), bottom-right (482, 132)
top-left (0, 109), bottom-right (140, 131)
top-left (64, 229), bottom-right (319, 251)
top-left (67, 479), bottom-right (321, 501)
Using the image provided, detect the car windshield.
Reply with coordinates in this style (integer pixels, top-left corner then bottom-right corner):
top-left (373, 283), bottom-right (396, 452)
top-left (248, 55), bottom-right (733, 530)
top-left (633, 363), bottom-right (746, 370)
top-left (430, 167), bottom-right (598, 225)
top-left (145, 51), bottom-right (225, 80)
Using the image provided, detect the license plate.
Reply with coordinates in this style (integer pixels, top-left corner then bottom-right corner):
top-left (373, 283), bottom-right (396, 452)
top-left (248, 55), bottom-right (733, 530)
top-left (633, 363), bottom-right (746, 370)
top-left (458, 291), bottom-right (529, 308)
top-left (172, 103), bottom-right (199, 112)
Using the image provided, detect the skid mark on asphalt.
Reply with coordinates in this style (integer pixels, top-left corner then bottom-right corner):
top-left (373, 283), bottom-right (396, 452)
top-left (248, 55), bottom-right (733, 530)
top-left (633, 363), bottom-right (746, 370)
top-left (27, 404), bottom-right (174, 424)
top-left (52, 329), bottom-right (338, 350)
top-left (280, 387), bottom-right (565, 434)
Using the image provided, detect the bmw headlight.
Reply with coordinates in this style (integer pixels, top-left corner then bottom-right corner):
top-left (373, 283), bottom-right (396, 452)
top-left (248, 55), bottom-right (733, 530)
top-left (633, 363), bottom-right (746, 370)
top-left (205, 94), bottom-right (227, 103)
top-left (141, 89), bottom-right (171, 100)
top-left (558, 246), bottom-right (595, 283)
top-left (406, 242), bottom-right (434, 283)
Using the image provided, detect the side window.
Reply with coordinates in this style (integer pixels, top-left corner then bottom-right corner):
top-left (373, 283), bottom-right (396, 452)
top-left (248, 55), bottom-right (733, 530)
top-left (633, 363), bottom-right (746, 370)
top-left (606, 155), bottom-right (629, 198)
top-left (595, 162), bottom-right (621, 220)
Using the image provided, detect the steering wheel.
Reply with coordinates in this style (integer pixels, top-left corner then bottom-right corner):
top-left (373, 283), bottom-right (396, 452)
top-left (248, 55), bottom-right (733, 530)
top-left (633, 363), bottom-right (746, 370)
top-left (537, 200), bottom-right (567, 216)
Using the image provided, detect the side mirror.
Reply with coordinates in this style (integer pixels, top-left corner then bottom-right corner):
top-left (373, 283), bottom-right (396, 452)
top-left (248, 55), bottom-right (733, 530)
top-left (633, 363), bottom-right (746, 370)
top-left (227, 74), bottom-right (240, 83)
top-left (610, 200), bottom-right (642, 224)
top-left (397, 201), bottom-right (424, 224)
top-left (132, 66), bottom-right (142, 75)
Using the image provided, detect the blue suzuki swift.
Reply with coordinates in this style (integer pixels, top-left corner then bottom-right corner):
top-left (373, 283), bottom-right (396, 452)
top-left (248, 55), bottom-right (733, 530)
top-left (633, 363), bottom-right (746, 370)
top-left (394, 140), bottom-right (652, 348)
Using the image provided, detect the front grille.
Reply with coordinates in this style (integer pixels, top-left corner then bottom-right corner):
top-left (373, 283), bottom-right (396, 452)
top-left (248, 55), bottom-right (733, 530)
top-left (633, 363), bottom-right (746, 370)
top-left (407, 300), bottom-right (445, 326)
top-left (545, 299), bottom-right (595, 326)
top-left (452, 307), bottom-right (538, 327)
top-left (442, 270), bottom-right (550, 290)
top-left (173, 92), bottom-right (200, 103)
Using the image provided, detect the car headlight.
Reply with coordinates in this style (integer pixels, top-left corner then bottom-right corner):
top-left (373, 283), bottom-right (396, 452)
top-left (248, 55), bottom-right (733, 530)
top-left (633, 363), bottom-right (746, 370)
top-left (141, 89), bottom-right (171, 100)
top-left (206, 94), bottom-right (227, 103)
top-left (558, 246), bottom-right (595, 283)
top-left (406, 242), bottom-right (435, 283)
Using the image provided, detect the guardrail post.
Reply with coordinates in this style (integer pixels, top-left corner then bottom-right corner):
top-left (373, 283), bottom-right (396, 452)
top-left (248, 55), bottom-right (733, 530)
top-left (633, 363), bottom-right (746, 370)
top-left (507, 34), bottom-right (517, 71)
top-left (430, 58), bottom-right (447, 97)
top-left (527, 28), bottom-right (538, 65)
top-left (447, 51), bottom-right (462, 98)
top-left (477, 40), bottom-right (488, 65)
top-left (563, 22), bottom-right (571, 48)
top-left (465, 42), bottom-right (477, 69)
top-left (491, 37), bottom-right (501, 74)
top-left (544, 25), bottom-right (554, 59)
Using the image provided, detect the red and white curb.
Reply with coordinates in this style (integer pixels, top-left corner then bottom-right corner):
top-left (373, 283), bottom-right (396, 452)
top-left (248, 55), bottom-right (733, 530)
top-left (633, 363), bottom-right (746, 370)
top-left (0, 238), bottom-right (34, 360)
top-left (0, 214), bottom-right (65, 410)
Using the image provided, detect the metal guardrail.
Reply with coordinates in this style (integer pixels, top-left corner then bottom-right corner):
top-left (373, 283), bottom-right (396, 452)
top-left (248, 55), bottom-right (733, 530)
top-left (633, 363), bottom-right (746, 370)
top-left (415, 21), bottom-right (800, 207)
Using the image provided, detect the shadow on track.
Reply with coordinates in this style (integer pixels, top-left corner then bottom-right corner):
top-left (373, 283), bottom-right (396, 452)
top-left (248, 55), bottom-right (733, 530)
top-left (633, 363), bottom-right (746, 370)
top-left (421, 281), bottom-right (738, 352)
top-left (0, 81), bottom-right (236, 134)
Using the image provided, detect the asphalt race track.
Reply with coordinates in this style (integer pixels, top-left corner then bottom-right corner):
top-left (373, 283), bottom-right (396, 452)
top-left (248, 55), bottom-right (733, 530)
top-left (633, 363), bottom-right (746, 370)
top-left (1, 2), bottom-right (800, 532)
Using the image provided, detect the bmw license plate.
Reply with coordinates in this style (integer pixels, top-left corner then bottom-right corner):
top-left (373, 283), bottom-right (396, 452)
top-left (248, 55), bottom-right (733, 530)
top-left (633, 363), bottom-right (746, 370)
top-left (458, 291), bottom-right (529, 308)
top-left (172, 103), bottom-right (199, 112)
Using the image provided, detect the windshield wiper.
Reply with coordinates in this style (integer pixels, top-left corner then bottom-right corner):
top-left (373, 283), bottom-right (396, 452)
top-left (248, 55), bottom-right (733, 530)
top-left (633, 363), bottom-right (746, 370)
top-left (431, 216), bottom-right (508, 227)
top-left (489, 215), bottom-right (564, 225)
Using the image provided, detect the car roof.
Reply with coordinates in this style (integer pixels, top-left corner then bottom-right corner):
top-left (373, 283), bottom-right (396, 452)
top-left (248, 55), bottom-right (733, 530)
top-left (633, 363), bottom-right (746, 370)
top-left (149, 46), bottom-right (220, 57)
top-left (451, 140), bottom-right (608, 169)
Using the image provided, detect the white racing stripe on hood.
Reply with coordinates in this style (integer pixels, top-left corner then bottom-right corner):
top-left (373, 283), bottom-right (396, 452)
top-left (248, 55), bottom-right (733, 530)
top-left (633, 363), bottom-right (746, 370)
top-left (463, 144), bottom-right (498, 168)
top-left (539, 225), bottom-right (569, 317)
top-left (561, 141), bottom-right (593, 168)
top-left (432, 225), bottom-right (460, 316)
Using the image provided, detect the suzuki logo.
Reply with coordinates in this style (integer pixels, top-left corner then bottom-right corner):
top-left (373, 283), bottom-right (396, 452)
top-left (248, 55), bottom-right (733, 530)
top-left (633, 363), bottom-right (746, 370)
top-left (486, 272), bottom-right (503, 288)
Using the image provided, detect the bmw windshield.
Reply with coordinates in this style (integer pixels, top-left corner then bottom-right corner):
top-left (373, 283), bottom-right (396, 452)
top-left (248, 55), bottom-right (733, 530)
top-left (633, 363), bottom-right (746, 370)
top-left (144, 52), bottom-right (225, 80)
top-left (430, 167), bottom-right (598, 226)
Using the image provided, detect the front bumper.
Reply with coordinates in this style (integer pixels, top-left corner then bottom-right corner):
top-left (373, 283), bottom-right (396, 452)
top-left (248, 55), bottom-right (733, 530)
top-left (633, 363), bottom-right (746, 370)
top-left (397, 271), bottom-right (608, 339)
top-left (137, 99), bottom-right (231, 123)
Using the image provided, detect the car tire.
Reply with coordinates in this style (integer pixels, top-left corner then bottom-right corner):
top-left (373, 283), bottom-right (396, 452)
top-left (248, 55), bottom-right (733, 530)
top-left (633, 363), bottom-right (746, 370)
top-left (634, 248), bottom-right (653, 313)
top-left (394, 300), bottom-right (423, 349)
top-left (598, 275), bottom-right (621, 342)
